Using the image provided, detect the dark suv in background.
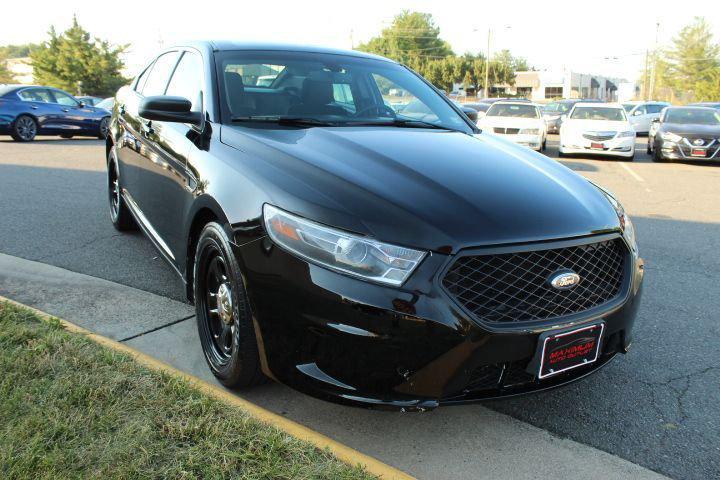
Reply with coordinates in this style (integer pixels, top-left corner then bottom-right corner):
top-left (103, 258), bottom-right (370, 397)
top-left (106, 41), bottom-right (643, 410)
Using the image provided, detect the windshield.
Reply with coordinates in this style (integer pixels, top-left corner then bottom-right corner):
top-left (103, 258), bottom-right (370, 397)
top-left (215, 50), bottom-right (472, 133)
top-left (486, 103), bottom-right (538, 118)
top-left (543, 102), bottom-right (572, 114)
top-left (571, 107), bottom-right (626, 121)
top-left (622, 104), bottom-right (636, 113)
top-left (664, 108), bottom-right (720, 125)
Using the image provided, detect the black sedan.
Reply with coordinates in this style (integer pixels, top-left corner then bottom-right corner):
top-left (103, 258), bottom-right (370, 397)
top-left (648, 106), bottom-right (720, 162)
top-left (107, 41), bottom-right (643, 410)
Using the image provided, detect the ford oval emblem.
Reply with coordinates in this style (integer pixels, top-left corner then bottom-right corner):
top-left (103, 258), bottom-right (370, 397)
top-left (693, 138), bottom-right (704, 146)
top-left (549, 270), bottom-right (581, 290)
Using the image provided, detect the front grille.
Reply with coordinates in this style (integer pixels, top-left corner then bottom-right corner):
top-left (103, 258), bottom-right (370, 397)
top-left (582, 131), bottom-right (616, 141)
top-left (442, 238), bottom-right (627, 324)
top-left (494, 127), bottom-right (520, 134)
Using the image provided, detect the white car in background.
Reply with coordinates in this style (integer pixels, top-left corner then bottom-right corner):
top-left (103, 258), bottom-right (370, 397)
top-left (559, 103), bottom-right (636, 160)
top-left (622, 101), bottom-right (670, 134)
top-left (478, 101), bottom-right (546, 151)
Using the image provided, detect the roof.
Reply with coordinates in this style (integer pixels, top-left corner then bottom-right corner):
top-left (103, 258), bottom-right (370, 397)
top-left (171, 40), bottom-right (395, 63)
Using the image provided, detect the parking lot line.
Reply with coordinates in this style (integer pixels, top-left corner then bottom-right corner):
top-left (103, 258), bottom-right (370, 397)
top-left (617, 162), bottom-right (652, 192)
top-left (0, 295), bottom-right (414, 480)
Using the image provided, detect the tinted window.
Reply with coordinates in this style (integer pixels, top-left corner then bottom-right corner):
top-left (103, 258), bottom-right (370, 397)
top-left (646, 104), bottom-right (665, 114)
top-left (543, 102), bottom-right (572, 113)
top-left (486, 103), bottom-right (539, 118)
top-left (142, 52), bottom-right (180, 96)
top-left (18, 88), bottom-right (52, 103)
top-left (570, 107), bottom-right (626, 121)
top-left (622, 104), bottom-right (635, 112)
top-left (52, 90), bottom-right (79, 106)
top-left (165, 51), bottom-right (203, 111)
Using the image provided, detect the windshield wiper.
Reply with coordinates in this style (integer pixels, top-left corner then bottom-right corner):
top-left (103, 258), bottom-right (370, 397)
top-left (230, 116), bottom-right (337, 127)
top-left (344, 118), bottom-right (454, 131)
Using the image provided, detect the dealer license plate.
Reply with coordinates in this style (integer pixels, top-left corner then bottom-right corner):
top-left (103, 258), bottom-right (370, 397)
top-left (538, 323), bottom-right (604, 379)
top-left (691, 148), bottom-right (707, 157)
top-left (590, 142), bottom-right (604, 150)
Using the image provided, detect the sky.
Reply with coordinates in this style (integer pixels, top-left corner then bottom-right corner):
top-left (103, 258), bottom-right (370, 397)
top-left (3, 0), bottom-right (719, 82)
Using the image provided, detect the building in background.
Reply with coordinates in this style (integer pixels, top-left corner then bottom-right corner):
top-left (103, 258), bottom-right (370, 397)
top-left (490, 70), bottom-right (629, 102)
top-left (3, 57), bottom-right (33, 84)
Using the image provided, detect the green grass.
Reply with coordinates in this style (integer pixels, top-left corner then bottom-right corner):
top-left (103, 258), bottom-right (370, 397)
top-left (0, 302), bottom-right (375, 480)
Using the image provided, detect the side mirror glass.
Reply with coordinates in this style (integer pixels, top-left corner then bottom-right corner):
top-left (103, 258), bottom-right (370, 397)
top-left (139, 96), bottom-right (202, 125)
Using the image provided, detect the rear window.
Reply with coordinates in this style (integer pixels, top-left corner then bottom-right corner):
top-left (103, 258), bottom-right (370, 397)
top-left (571, 107), bottom-right (626, 121)
top-left (0, 85), bottom-right (19, 97)
top-left (486, 103), bottom-right (538, 118)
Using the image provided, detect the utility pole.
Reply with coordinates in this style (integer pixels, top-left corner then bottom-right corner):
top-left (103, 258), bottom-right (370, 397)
top-left (484, 28), bottom-right (491, 99)
top-left (350, 29), bottom-right (354, 50)
top-left (643, 50), bottom-right (650, 101)
top-left (649, 22), bottom-right (660, 100)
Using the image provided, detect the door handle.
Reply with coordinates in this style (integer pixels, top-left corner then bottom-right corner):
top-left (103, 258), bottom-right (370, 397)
top-left (61, 108), bottom-right (70, 112)
top-left (30, 105), bottom-right (38, 110)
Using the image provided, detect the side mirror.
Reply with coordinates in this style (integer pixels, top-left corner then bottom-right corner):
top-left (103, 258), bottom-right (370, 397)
top-left (651, 118), bottom-right (660, 123)
top-left (461, 106), bottom-right (478, 122)
top-left (78, 101), bottom-right (86, 108)
top-left (139, 96), bottom-right (202, 125)
top-left (633, 110), bottom-right (643, 116)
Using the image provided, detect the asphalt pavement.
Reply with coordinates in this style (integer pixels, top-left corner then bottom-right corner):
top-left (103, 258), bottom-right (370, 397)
top-left (1, 135), bottom-right (718, 479)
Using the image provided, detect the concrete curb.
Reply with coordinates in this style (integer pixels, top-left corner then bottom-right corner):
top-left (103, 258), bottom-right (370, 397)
top-left (0, 295), bottom-right (414, 480)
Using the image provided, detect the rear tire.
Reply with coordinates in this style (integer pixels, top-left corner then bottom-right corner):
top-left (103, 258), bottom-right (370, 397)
top-left (652, 147), bottom-right (665, 163)
top-left (194, 222), bottom-right (265, 388)
top-left (11, 115), bottom-right (37, 142)
top-left (107, 149), bottom-right (136, 231)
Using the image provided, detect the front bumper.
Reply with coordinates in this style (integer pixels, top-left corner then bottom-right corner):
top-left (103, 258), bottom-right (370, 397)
top-left (234, 234), bottom-right (644, 411)
top-left (491, 133), bottom-right (543, 151)
top-left (560, 134), bottom-right (635, 157)
top-left (657, 138), bottom-right (720, 161)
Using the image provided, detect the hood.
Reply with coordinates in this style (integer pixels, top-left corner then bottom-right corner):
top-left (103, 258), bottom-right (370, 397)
top-left (220, 125), bottom-right (620, 252)
top-left (660, 123), bottom-right (720, 137)
top-left (479, 116), bottom-right (544, 130)
top-left (562, 119), bottom-right (630, 132)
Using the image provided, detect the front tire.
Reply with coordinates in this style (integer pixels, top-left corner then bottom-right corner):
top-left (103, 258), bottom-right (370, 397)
top-left (107, 149), bottom-right (136, 231)
top-left (11, 115), bottom-right (37, 142)
top-left (98, 117), bottom-right (110, 139)
top-left (652, 147), bottom-right (666, 163)
top-left (194, 222), bottom-right (264, 388)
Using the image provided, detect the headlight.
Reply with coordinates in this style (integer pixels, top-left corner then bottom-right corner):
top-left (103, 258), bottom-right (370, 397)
top-left (263, 204), bottom-right (426, 286)
top-left (594, 185), bottom-right (637, 252)
top-left (661, 132), bottom-right (682, 143)
top-left (519, 128), bottom-right (540, 135)
top-left (618, 131), bottom-right (635, 137)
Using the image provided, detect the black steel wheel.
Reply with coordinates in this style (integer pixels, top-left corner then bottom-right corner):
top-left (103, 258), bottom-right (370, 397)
top-left (98, 117), bottom-right (110, 139)
top-left (107, 149), bottom-right (136, 231)
top-left (194, 222), bottom-right (264, 388)
top-left (11, 115), bottom-right (37, 142)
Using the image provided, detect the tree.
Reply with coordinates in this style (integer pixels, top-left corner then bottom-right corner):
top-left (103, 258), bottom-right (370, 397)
top-left (0, 43), bottom-right (40, 59)
top-left (30, 16), bottom-right (128, 96)
top-left (357, 11), bottom-right (453, 69)
top-left (0, 57), bottom-right (14, 83)
top-left (661, 17), bottom-right (720, 101)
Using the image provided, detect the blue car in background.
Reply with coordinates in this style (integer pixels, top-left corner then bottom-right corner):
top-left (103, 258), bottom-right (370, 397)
top-left (0, 84), bottom-right (111, 141)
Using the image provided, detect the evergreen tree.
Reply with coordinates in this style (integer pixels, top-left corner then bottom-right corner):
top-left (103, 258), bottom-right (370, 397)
top-left (31, 16), bottom-right (128, 96)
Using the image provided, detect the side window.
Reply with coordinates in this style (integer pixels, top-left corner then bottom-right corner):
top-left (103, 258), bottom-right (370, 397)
top-left (52, 90), bottom-right (79, 106)
top-left (165, 51), bottom-right (203, 112)
top-left (634, 105), bottom-right (647, 116)
top-left (18, 88), bottom-right (52, 103)
top-left (134, 62), bottom-right (154, 93)
top-left (371, 73), bottom-right (424, 118)
top-left (141, 52), bottom-right (180, 97)
top-left (646, 104), bottom-right (664, 114)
